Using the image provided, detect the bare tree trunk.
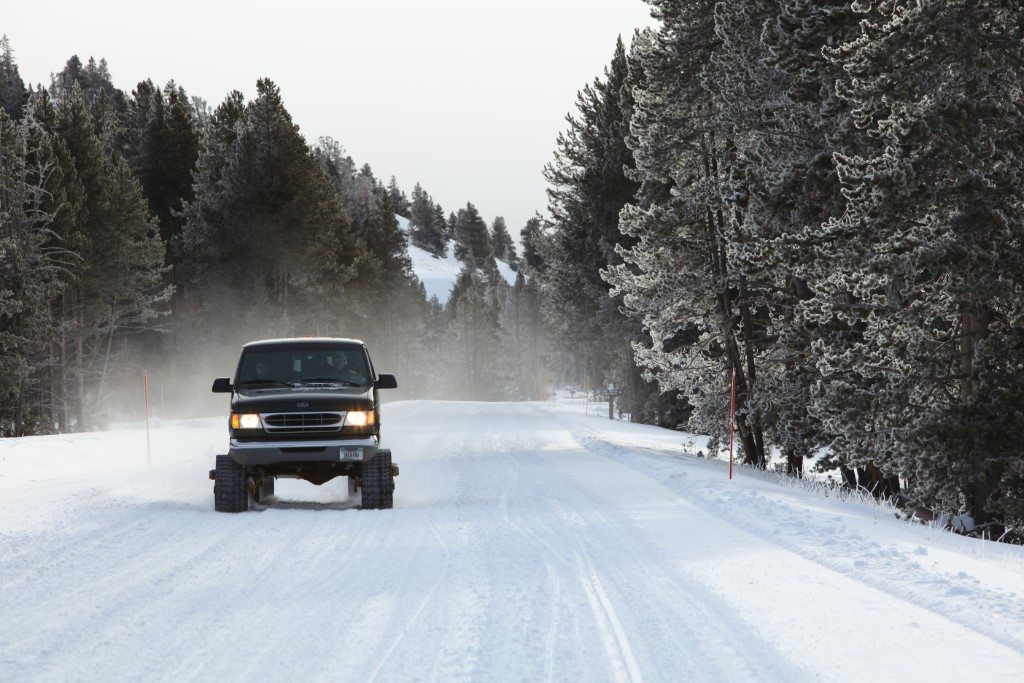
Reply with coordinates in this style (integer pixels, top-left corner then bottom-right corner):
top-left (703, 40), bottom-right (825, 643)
top-left (738, 281), bottom-right (767, 468)
top-left (785, 447), bottom-right (803, 477)
top-left (76, 329), bottom-right (85, 431)
top-left (960, 306), bottom-right (993, 523)
top-left (866, 460), bottom-right (900, 499)
top-left (59, 321), bottom-right (69, 431)
top-left (14, 384), bottom-right (25, 437)
top-left (839, 464), bottom-right (857, 490)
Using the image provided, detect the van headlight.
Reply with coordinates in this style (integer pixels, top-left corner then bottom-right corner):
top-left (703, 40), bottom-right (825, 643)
top-left (231, 413), bottom-right (262, 429)
top-left (345, 410), bottom-right (375, 427)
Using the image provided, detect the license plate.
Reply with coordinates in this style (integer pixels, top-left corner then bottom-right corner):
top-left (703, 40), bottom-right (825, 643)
top-left (339, 447), bottom-right (363, 461)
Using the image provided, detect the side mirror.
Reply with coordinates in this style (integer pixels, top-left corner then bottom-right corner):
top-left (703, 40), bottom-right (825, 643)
top-left (212, 377), bottom-right (233, 393)
top-left (376, 374), bottom-right (398, 390)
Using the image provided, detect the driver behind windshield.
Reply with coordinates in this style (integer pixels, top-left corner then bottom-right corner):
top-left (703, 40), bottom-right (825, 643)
top-left (254, 361), bottom-right (272, 380)
top-left (237, 347), bottom-right (369, 387)
top-left (327, 350), bottom-right (368, 385)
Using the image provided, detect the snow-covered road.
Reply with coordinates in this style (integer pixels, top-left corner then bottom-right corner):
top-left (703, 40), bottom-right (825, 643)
top-left (2, 401), bottom-right (1023, 681)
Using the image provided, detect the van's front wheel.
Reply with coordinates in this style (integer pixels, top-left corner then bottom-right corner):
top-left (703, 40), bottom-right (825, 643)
top-left (360, 450), bottom-right (394, 510)
top-left (214, 455), bottom-right (249, 513)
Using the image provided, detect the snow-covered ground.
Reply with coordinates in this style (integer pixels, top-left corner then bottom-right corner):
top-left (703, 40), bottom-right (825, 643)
top-left (397, 215), bottom-right (517, 302)
top-left (2, 400), bottom-right (1023, 681)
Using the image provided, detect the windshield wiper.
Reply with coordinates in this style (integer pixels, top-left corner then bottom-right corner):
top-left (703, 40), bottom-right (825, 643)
top-left (298, 377), bottom-right (363, 387)
top-left (237, 379), bottom-right (297, 388)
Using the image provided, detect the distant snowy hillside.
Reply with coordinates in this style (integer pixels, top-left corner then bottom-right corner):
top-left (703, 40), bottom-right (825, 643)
top-left (396, 215), bottom-right (517, 302)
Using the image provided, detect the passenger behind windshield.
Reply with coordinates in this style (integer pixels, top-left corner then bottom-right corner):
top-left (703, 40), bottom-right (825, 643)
top-left (236, 347), bottom-right (370, 388)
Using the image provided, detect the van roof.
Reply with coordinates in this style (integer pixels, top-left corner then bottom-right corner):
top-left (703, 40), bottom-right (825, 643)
top-left (242, 337), bottom-right (365, 348)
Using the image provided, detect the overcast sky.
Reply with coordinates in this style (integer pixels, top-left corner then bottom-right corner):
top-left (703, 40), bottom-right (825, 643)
top-left (6, 0), bottom-right (655, 233)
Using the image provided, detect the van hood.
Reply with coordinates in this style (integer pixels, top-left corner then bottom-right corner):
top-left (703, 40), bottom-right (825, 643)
top-left (231, 387), bottom-right (374, 413)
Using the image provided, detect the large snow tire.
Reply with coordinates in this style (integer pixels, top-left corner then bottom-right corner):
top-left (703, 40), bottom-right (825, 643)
top-left (360, 449), bottom-right (394, 510)
top-left (214, 454), bottom-right (249, 513)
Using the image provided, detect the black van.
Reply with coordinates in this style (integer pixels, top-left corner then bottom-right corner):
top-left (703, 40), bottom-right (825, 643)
top-left (209, 337), bottom-right (398, 512)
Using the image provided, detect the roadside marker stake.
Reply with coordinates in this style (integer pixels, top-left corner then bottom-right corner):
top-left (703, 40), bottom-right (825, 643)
top-left (144, 370), bottom-right (151, 466)
top-left (729, 368), bottom-right (736, 480)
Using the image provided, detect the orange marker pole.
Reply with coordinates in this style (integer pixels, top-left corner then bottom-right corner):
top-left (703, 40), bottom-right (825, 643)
top-left (144, 370), bottom-right (151, 466)
top-left (729, 368), bottom-right (736, 480)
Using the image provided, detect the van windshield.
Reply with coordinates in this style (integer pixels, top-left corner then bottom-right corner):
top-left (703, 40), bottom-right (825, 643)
top-left (236, 345), bottom-right (370, 388)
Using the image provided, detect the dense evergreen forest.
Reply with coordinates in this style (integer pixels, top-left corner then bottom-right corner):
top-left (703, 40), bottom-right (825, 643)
top-left (541, 1), bottom-right (1024, 536)
top-left (0, 38), bottom-right (549, 437)
top-left (3, 0), bottom-right (1024, 537)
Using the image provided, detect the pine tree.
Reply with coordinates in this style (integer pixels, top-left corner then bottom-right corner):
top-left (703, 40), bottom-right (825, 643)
top-left (489, 216), bottom-right (517, 266)
top-left (180, 80), bottom-right (357, 338)
top-left (541, 36), bottom-right (653, 417)
top-left (809, 0), bottom-right (1024, 527)
top-left (499, 271), bottom-right (549, 399)
top-left (123, 80), bottom-right (200, 249)
top-left (433, 203), bottom-right (449, 252)
top-left (519, 213), bottom-right (546, 273)
top-left (22, 90), bottom-right (87, 432)
top-left (443, 265), bottom-right (502, 399)
top-left (43, 83), bottom-right (171, 427)
top-left (0, 109), bottom-right (68, 434)
top-left (386, 175), bottom-right (410, 217)
top-left (452, 202), bottom-right (494, 267)
top-left (445, 210), bottom-right (458, 243)
top-left (51, 55), bottom-right (126, 112)
top-left (684, 0), bottom-right (864, 475)
top-left (605, 5), bottom-right (774, 460)
top-left (0, 36), bottom-right (27, 121)
top-left (408, 182), bottom-right (447, 256)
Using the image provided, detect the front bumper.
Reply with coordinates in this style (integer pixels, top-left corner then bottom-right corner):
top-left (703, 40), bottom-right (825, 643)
top-left (228, 436), bottom-right (379, 466)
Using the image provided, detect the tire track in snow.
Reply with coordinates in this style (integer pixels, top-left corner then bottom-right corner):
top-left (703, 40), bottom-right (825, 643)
top-left (494, 423), bottom-right (642, 682)
top-left (360, 417), bottom-right (473, 682)
top-left (496, 435), bottom-right (564, 683)
top-left (365, 511), bottom-right (452, 683)
top-left (571, 544), bottom-right (643, 683)
top-left (514, 405), bottom-right (807, 682)
top-left (571, 425), bottom-right (1024, 658)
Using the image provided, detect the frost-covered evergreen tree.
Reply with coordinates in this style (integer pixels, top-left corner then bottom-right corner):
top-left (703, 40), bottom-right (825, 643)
top-left (446, 210), bottom-right (458, 243)
top-left (685, 0), bottom-right (864, 474)
top-left (386, 175), bottom-right (410, 217)
top-left (739, 0), bottom-right (863, 476)
top-left (605, 4), bottom-right (775, 461)
top-left (543, 36), bottom-right (665, 420)
top-left (180, 80), bottom-right (357, 337)
top-left (0, 109), bottom-right (69, 434)
top-left (19, 91), bottom-right (87, 432)
top-left (541, 38), bottom-right (625, 384)
top-left (50, 55), bottom-right (126, 113)
top-left (44, 83), bottom-right (171, 427)
top-left (519, 213), bottom-right (546, 274)
top-left (808, 1), bottom-right (1024, 527)
top-left (408, 182), bottom-right (447, 256)
top-left (0, 36), bottom-right (27, 121)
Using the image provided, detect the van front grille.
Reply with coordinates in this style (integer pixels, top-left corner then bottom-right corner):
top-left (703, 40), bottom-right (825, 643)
top-left (261, 412), bottom-right (344, 433)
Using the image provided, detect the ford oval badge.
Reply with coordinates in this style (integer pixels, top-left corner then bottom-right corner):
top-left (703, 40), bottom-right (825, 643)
top-left (296, 402), bottom-right (309, 408)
